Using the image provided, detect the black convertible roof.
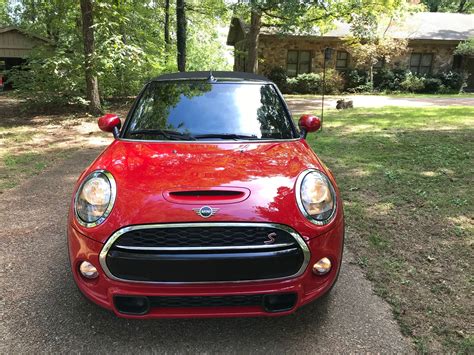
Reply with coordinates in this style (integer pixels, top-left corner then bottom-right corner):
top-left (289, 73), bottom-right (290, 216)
top-left (153, 71), bottom-right (269, 82)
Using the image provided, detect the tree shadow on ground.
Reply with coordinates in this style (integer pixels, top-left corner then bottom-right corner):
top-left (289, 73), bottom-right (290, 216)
top-left (311, 126), bottom-right (473, 352)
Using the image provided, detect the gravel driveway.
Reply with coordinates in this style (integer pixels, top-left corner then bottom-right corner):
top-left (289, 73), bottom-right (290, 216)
top-left (286, 95), bottom-right (474, 113)
top-left (0, 148), bottom-right (413, 352)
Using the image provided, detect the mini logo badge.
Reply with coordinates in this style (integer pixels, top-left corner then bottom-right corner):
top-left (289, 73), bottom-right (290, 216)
top-left (264, 232), bottom-right (277, 244)
top-left (193, 206), bottom-right (219, 218)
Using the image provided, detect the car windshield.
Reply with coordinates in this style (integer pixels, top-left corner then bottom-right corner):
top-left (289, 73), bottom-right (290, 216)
top-left (123, 81), bottom-right (296, 141)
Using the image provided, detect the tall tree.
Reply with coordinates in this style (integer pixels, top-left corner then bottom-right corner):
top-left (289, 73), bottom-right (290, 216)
top-left (185, 0), bottom-right (232, 71)
top-left (346, 9), bottom-right (408, 85)
top-left (176, 0), bottom-right (186, 72)
top-left (420, 0), bottom-right (473, 13)
top-left (7, 0), bottom-right (231, 105)
top-left (246, 6), bottom-right (261, 73)
top-left (164, 0), bottom-right (170, 46)
top-left (0, 0), bottom-right (12, 25)
top-left (236, 0), bottom-right (334, 73)
top-left (235, 0), bottom-right (412, 74)
top-left (80, 0), bottom-right (102, 114)
top-left (457, 0), bottom-right (470, 12)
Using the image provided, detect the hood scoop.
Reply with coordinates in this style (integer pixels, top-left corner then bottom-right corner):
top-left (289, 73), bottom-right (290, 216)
top-left (163, 187), bottom-right (250, 205)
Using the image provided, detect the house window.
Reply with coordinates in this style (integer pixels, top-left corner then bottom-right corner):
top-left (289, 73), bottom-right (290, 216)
top-left (410, 53), bottom-right (433, 74)
top-left (336, 51), bottom-right (349, 69)
top-left (287, 50), bottom-right (311, 77)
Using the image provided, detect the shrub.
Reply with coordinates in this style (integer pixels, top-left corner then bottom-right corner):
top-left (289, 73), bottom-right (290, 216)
top-left (286, 70), bottom-right (344, 95)
top-left (437, 71), bottom-right (467, 92)
top-left (9, 48), bottom-right (86, 106)
top-left (372, 69), bottom-right (467, 94)
top-left (274, 67), bottom-right (466, 95)
top-left (340, 69), bottom-right (368, 92)
top-left (352, 82), bottom-right (374, 93)
top-left (454, 38), bottom-right (474, 56)
top-left (373, 68), bottom-right (409, 92)
top-left (398, 71), bottom-right (466, 94)
top-left (265, 67), bottom-right (288, 92)
top-left (422, 77), bottom-right (443, 93)
top-left (323, 69), bottom-right (345, 94)
top-left (400, 73), bottom-right (425, 93)
top-left (287, 73), bottom-right (320, 94)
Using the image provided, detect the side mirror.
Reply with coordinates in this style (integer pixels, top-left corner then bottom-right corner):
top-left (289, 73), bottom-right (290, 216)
top-left (298, 114), bottom-right (321, 138)
top-left (98, 114), bottom-right (121, 138)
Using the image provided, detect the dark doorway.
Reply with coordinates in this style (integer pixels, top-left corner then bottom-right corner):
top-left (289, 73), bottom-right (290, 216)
top-left (465, 57), bottom-right (474, 92)
top-left (0, 57), bottom-right (27, 90)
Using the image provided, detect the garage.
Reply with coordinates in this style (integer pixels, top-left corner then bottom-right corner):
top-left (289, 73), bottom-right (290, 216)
top-left (0, 26), bottom-right (51, 90)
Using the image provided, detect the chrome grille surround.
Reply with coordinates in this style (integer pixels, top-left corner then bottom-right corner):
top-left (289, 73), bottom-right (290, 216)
top-left (99, 222), bottom-right (310, 284)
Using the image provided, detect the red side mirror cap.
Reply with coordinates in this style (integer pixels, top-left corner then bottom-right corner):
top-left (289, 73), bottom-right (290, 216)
top-left (298, 114), bottom-right (321, 137)
top-left (98, 114), bottom-right (121, 137)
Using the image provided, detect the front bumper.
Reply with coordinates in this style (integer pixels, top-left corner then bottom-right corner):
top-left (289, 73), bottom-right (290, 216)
top-left (68, 221), bottom-right (344, 318)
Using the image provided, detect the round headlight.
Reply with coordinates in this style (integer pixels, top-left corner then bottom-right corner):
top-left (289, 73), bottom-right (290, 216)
top-left (296, 169), bottom-right (336, 225)
top-left (75, 170), bottom-right (116, 227)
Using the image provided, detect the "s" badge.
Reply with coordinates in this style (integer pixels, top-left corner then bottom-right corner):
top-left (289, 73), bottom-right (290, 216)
top-left (264, 232), bottom-right (277, 244)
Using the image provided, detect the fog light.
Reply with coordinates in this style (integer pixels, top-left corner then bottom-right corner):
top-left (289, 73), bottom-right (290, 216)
top-left (313, 257), bottom-right (332, 275)
top-left (79, 261), bottom-right (98, 279)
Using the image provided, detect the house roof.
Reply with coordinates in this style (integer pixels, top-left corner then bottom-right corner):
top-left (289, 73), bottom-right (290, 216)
top-left (226, 17), bottom-right (249, 46)
top-left (0, 26), bottom-right (53, 44)
top-left (227, 12), bottom-right (474, 44)
top-left (323, 12), bottom-right (474, 41)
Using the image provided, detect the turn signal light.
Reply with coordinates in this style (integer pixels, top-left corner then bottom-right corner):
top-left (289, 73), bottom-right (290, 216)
top-left (79, 261), bottom-right (99, 279)
top-left (312, 257), bottom-right (332, 275)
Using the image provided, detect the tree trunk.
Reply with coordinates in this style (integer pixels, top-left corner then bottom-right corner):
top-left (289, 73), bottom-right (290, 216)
top-left (246, 8), bottom-right (261, 73)
top-left (176, 0), bottom-right (186, 72)
top-left (458, 0), bottom-right (467, 13)
top-left (164, 0), bottom-right (170, 46)
top-left (80, 0), bottom-right (102, 114)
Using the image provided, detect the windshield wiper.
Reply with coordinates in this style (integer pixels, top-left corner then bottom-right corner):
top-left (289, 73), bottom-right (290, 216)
top-left (129, 129), bottom-right (196, 140)
top-left (129, 130), bottom-right (259, 141)
top-left (193, 133), bottom-right (259, 140)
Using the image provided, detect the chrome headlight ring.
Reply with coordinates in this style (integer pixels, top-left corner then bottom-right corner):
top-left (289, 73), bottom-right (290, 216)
top-left (74, 170), bottom-right (116, 228)
top-left (295, 169), bottom-right (337, 226)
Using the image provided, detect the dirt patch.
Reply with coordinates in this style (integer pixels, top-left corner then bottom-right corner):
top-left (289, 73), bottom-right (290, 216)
top-left (0, 94), bottom-right (130, 192)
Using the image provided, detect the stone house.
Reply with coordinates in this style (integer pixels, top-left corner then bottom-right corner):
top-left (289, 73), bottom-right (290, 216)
top-left (226, 12), bottom-right (474, 90)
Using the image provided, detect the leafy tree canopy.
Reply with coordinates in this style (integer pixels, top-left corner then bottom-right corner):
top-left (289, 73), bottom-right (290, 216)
top-left (232, 0), bottom-right (410, 35)
top-left (1, 0), bottom-right (232, 104)
top-left (420, 0), bottom-right (473, 13)
top-left (454, 38), bottom-right (474, 56)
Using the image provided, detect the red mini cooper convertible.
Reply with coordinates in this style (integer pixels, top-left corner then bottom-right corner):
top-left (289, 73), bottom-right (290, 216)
top-left (68, 71), bottom-right (344, 318)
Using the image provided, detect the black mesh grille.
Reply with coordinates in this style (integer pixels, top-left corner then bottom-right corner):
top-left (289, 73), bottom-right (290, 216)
top-left (106, 225), bottom-right (306, 283)
top-left (149, 295), bottom-right (263, 308)
top-left (114, 226), bottom-right (296, 248)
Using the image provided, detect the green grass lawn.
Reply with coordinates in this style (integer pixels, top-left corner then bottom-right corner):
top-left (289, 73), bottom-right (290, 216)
top-left (306, 107), bottom-right (474, 352)
top-left (387, 93), bottom-right (474, 99)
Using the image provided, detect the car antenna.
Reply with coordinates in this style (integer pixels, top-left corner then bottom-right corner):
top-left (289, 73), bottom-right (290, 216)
top-left (208, 70), bottom-right (216, 82)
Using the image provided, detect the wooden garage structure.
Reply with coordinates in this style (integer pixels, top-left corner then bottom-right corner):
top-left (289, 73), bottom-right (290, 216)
top-left (0, 26), bottom-right (51, 89)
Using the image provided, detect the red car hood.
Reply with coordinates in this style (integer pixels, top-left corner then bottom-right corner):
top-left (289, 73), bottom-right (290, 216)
top-left (72, 139), bottom-right (335, 242)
